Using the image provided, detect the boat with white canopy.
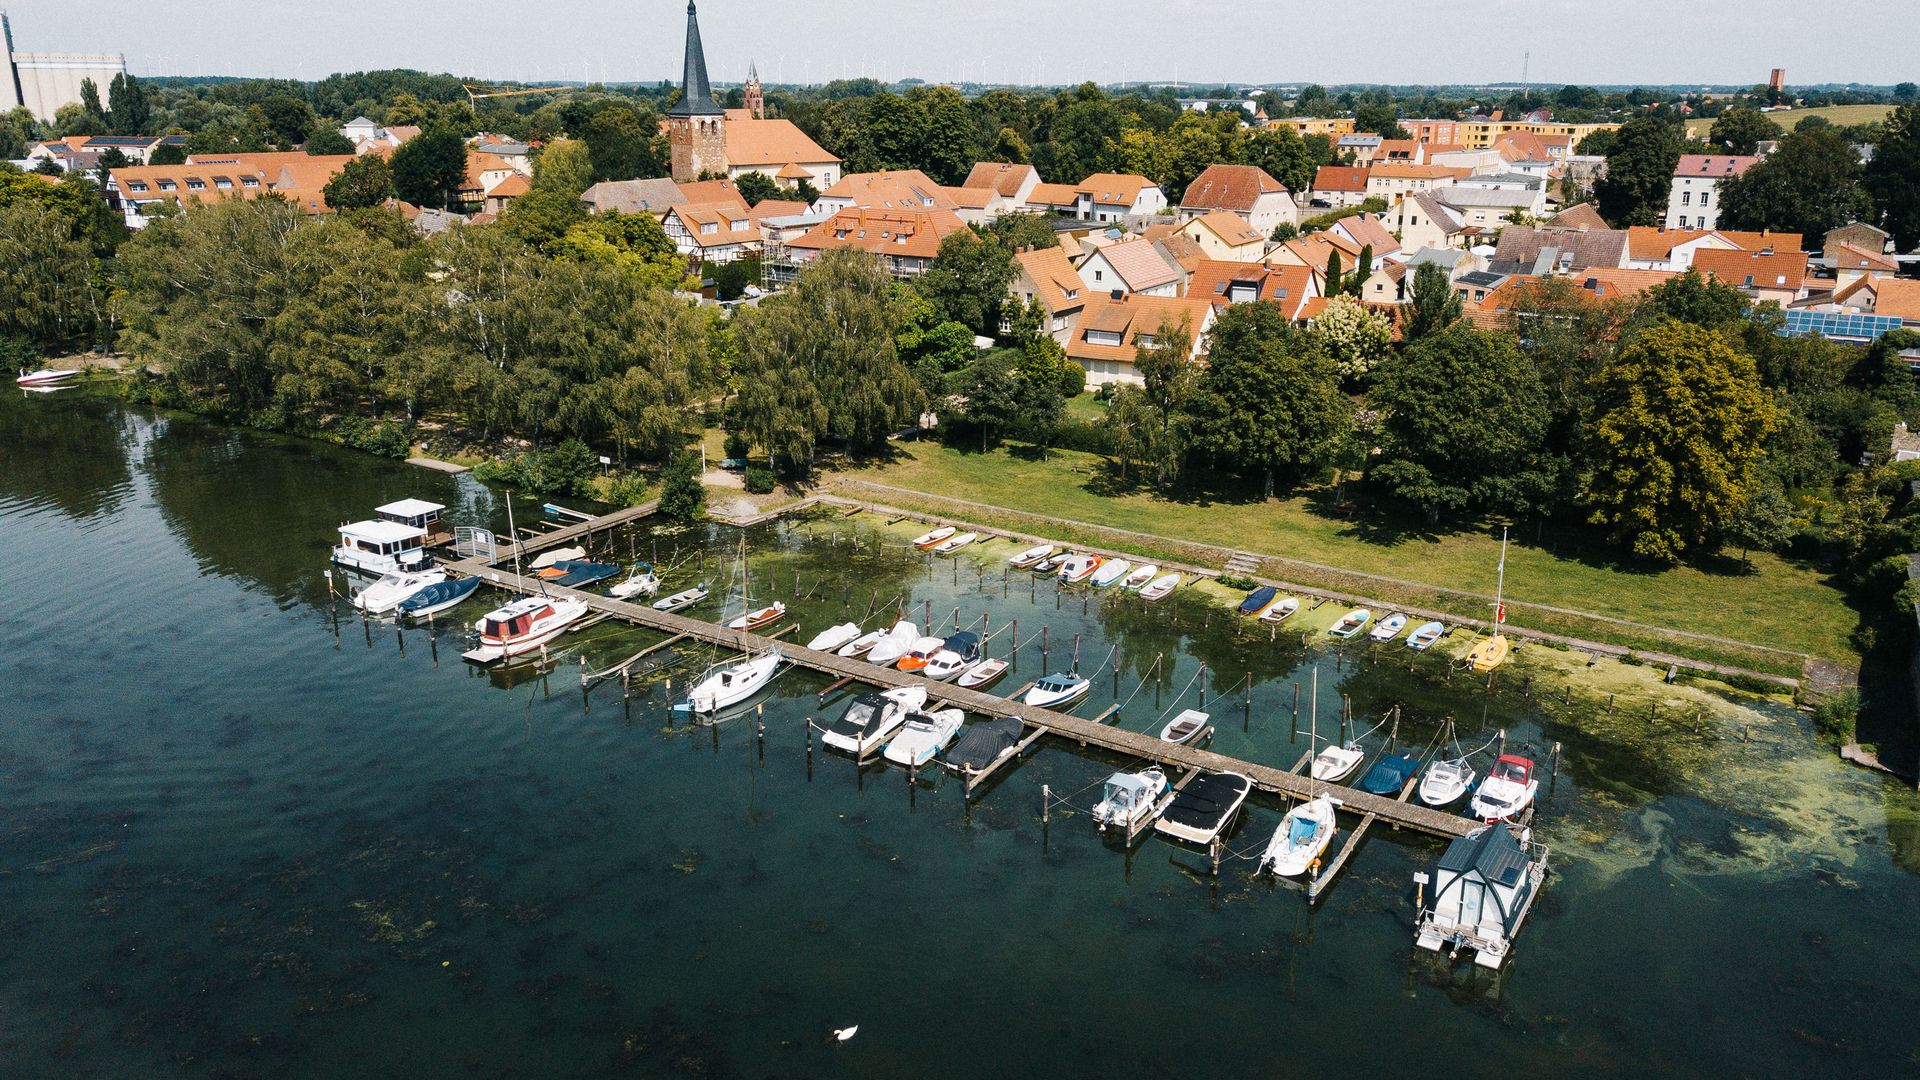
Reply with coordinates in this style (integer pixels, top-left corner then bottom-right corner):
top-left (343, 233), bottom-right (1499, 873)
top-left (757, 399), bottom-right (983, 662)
top-left (1092, 767), bottom-right (1169, 832)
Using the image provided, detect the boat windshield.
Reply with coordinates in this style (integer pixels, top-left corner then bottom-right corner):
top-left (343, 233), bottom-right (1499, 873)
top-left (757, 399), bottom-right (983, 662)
top-left (1494, 760), bottom-right (1530, 782)
top-left (834, 700), bottom-right (877, 735)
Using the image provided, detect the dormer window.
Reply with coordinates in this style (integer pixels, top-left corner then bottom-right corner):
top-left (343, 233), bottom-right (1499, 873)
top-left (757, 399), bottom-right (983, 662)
top-left (128, 181), bottom-right (148, 193)
top-left (1085, 329), bottom-right (1123, 346)
top-left (158, 180), bottom-right (176, 191)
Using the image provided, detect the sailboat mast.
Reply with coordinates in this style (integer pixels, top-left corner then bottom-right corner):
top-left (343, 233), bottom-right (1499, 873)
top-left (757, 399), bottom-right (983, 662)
top-left (1309, 666), bottom-right (1319, 796)
top-left (506, 490), bottom-right (522, 580)
top-left (1494, 526), bottom-right (1509, 632)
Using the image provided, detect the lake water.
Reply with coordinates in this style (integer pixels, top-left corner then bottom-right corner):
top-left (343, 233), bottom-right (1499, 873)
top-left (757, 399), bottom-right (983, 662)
top-left (4, 387), bottom-right (1919, 1078)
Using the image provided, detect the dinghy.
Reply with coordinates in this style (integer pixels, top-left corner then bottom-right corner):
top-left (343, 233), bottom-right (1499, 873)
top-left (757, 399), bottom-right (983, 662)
top-left (866, 621), bottom-right (919, 666)
top-left (943, 716), bottom-right (1026, 772)
top-left (1022, 672), bottom-right (1090, 709)
top-left (1469, 753), bottom-right (1538, 822)
top-left (528, 546), bottom-right (585, 570)
top-left (1092, 767), bottom-right (1169, 832)
top-left (652, 584), bottom-right (709, 612)
top-left (822, 686), bottom-right (927, 755)
top-left (463, 595), bottom-right (590, 663)
top-left (837, 627), bottom-right (887, 658)
top-left (806, 622), bottom-right (863, 653)
top-left (1406, 621), bottom-right (1446, 650)
top-left (1465, 634), bottom-right (1511, 673)
top-left (683, 649), bottom-right (784, 715)
top-left (933, 531), bottom-right (978, 554)
top-left (1259, 596), bottom-right (1300, 624)
top-left (1120, 564), bottom-right (1159, 590)
top-left (911, 526), bottom-right (956, 550)
top-left (922, 632), bottom-right (981, 681)
top-left (352, 568), bottom-right (448, 615)
top-left (1310, 741), bottom-right (1366, 782)
top-left (1089, 558), bottom-right (1131, 587)
top-left (894, 634), bottom-right (947, 672)
top-left (1158, 709), bottom-right (1210, 745)
top-left (882, 708), bottom-right (966, 767)
top-left (1368, 612), bottom-right (1409, 642)
top-left (15, 368), bottom-right (80, 387)
top-left (608, 563), bottom-right (661, 599)
top-left (727, 601), bottom-right (787, 631)
top-left (1155, 771), bottom-right (1253, 846)
top-left (1056, 554), bottom-right (1102, 584)
top-left (393, 575), bottom-right (479, 619)
top-left (1260, 794), bottom-right (1338, 877)
top-left (1033, 552), bottom-right (1069, 574)
top-left (1138, 573), bottom-right (1181, 601)
top-left (955, 656), bottom-right (1008, 690)
top-left (1328, 608), bottom-right (1371, 638)
top-left (1419, 757), bottom-right (1477, 807)
top-left (1360, 752), bottom-right (1422, 795)
top-left (1008, 542), bottom-right (1055, 569)
top-left (1238, 585), bottom-right (1278, 616)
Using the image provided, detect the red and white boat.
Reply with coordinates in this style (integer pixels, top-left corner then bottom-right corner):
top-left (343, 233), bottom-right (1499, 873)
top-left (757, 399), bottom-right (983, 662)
top-left (1057, 553), bottom-right (1103, 584)
top-left (462, 595), bottom-right (590, 664)
top-left (727, 601), bottom-right (787, 631)
top-left (895, 635), bottom-right (947, 672)
top-left (15, 368), bottom-right (80, 388)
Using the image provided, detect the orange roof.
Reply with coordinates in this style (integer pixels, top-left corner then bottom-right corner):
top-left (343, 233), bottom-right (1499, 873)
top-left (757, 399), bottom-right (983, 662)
top-left (1627, 226), bottom-right (1715, 261)
top-left (1179, 164), bottom-right (1287, 211)
top-left (1369, 163), bottom-right (1455, 180)
top-left (1088, 238), bottom-right (1182, 293)
top-left (1376, 139), bottom-right (1421, 160)
top-left (1066, 294), bottom-right (1212, 366)
top-left (1577, 267), bottom-right (1677, 300)
top-left (1868, 279), bottom-right (1920, 321)
top-left (724, 117), bottom-right (839, 166)
top-left (1333, 213), bottom-right (1399, 255)
top-left (941, 185), bottom-right (994, 209)
top-left (667, 200), bottom-right (759, 248)
top-left (108, 163), bottom-right (274, 206)
top-left (678, 178), bottom-right (746, 206)
top-left (1549, 203), bottom-right (1609, 230)
top-left (776, 162), bottom-right (812, 179)
top-left (785, 206), bottom-right (965, 260)
top-left (1692, 248), bottom-right (1808, 292)
top-left (1026, 182), bottom-right (1081, 207)
top-left (487, 172), bottom-right (530, 197)
top-left (1312, 165), bottom-right (1370, 192)
top-left (747, 199), bottom-right (809, 220)
top-left (1713, 229), bottom-right (1801, 253)
top-left (1014, 245), bottom-right (1089, 315)
top-left (1674, 154), bottom-right (1758, 178)
top-left (1276, 232), bottom-right (1362, 274)
top-left (1077, 173), bottom-right (1156, 207)
top-left (1830, 241), bottom-right (1898, 273)
top-left (961, 162), bottom-right (1038, 198)
top-left (1493, 131), bottom-right (1553, 162)
top-left (819, 170), bottom-right (954, 211)
top-left (1185, 259), bottom-right (1315, 318)
top-left (1183, 210), bottom-right (1265, 248)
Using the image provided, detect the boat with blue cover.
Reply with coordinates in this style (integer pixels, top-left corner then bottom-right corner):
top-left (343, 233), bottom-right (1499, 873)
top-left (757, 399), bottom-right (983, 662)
top-left (547, 560), bottom-right (620, 588)
top-left (1360, 752), bottom-right (1422, 795)
top-left (1237, 585), bottom-right (1278, 616)
top-left (398, 576), bottom-right (482, 619)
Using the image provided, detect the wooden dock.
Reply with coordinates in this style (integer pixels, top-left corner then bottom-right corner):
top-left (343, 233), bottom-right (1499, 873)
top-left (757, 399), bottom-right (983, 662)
top-left (447, 554), bottom-right (1477, 840)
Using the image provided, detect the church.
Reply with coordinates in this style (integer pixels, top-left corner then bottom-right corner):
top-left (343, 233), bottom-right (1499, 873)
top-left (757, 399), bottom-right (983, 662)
top-left (666, 2), bottom-right (840, 190)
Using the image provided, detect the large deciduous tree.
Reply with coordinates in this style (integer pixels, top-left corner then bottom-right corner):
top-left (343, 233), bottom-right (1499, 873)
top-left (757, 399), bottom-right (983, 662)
top-left (1706, 107), bottom-right (1780, 155)
top-left (1595, 116), bottom-right (1684, 227)
top-left (914, 228), bottom-right (1017, 337)
top-left (1865, 103), bottom-right (1920, 251)
top-left (1403, 261), bottom-right (1462, 341)
top-left (321, 154), bottom-right (394, 211)
top-left (1309, 294), bottom-right (1391, 380)
top-left (1186, 301), bottom-right (1349, 497)
top-left (391, 128), bottom-right (469, 209)
top-left (1716, 125), bottom-right (1873, 239)
top-left (530, 138), bottom-right (594, 197)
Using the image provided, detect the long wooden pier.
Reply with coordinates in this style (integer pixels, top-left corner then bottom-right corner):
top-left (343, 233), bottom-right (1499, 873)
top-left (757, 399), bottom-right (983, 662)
top-left (448, 554), bottom-right (1477, 840)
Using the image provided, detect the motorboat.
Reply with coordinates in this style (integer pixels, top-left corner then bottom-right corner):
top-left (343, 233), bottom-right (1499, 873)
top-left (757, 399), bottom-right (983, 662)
top-left (653, 584), bottom-right (709, 612)
top-left (1360, 752), bottom-right (1422, 795)
top-left (1033, 552), bottom-right (1069, 574)
top-left (806, 622), bottom-right (864, 653)
top-left (922, 632), bottom-right (981, 681)
top-left (1022, 672), bottom-right (1090, 709)
top-left (351, 567), bottom-right (448, 615)
top-left (15, 368), bottom-right (80, 387)
top-left (866, 621), bottom-right (919, 666)
top-left (1092, 767), bottom-right (1169, 832)
top-left (1008, 543), bottom-right (1055, 569)
top-left (882, 708), bottom-right (966, 767)
top-left (955, 657), bottom-right (1008, 689)
top-left (933, 531), bottom-right (978, 554)
top-left (462, 595), bottom-right (590, 663)
top-left (609, 563), bottom-right (662, 599)
top-left (1158, 709), bottom-right (1210, 745)
top-left (547, 560), bottom-right (620, 588)
top-left (838, 627), bottom-right (888, 658)
top-left (1237, 585), bottom-right (1278, 616)
top-left (911, 525), bottom-right (956, 550)
top-left (1057, 554), bottom-right (1102, 584)
top-left (334, 518), bottom-right (433, 576)
top-left (1469, 753), bottom-right (1539, 822)
top-left (683, 649), bottom-right (784, 715)
top-left (529, 546), bottom-right (586, 570)
top-left (1310, 741), bottom-right (1366, 782)
top-left (727, 601), bottom-right (787, 631)
top-left (1415, 824), bottom-right (1550, 969)
top-left (1419, 756), bottom-right (1477, 807)
top-left (943, 716), bottom-right (1026, 773)
top-left (1328, 608), bottom-right (1371, 638)
top-left (822, 686), bottom-right (927, 755)
top-left (1138, 573), bottom-right (1181, 601)
top-left (397, 576), bottom-right (482, 619)
top-left (1407, 621), bottom-right (1446, 650)
top-left (894, 634), bottom-right (948, 672)
top-left (1260, 794), bottom-right (1338, 877)
top-left (1259, 596), bottom-right (1300, 624)
top-left (1154, 772), bottom-right (1253, 846)
top-left (1120, 564), bottom-right (1159, 590)
top-left (1089, 558), bottom-right (1131, 587)
top-left (1369, 613), bottom-right (1410, 642)
top-left (1465, 634), bottom-right (1511, 672)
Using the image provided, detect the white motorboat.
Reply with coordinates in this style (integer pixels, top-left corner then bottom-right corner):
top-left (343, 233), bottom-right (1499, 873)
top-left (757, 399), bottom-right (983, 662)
top-left (1138, 573), bottom-right (1181, 601)
top-left (462, 595), bottom-right (590, 663)
top-left (1022, 672), bottom-right (1090, 709)
top-left (397, 577), bottom-right (482, 619)
top-left (1310, 741), bottom-right (1365, 782)
top-left (1261, 794), bottom-right (1339, 877)
top-left (1092, 767), bottom-right (1169, 832)
top-left (1328, 608), bottom-right (1371, 638)
top-left (911, 526), bottom-right (956, 550)
top-left (1008, 543), bottom-right (1055, 569)
top-left (866, 621), bottom-right (919, 666)
top-left (1369, 612), bottom-right (1410, 642)
top-left (821, 685), bottom-right (927, 755)
top-left (1089, 558), bottom-right (1131, 587)
top-left (1469, 753), bottom-right (1539, 822)
top-left (1155, 772), bottom-right (1253, 846)
top-left (350, 567), bottom-right (447, 615)
top-left (334, 518), bottom-right (433, 576)
top-left (1120, 564), bottom-right (1159, 590)
top-left (837, 627), bottom-right (888, 658)
top-left (1259, 596), bottom-right (1300, 624)
top-left (1406, 621), bottom-right (1446, 650)
top-left (1419, 756), bottom-right (1477, 807)
top-left (921, 632), bottom-right (981, 681)
top-left (933, 531), bottom-right (978, 554)
top-left (1057, 554), bottom-right (1102, 583)
top-left (16, 368), bottom-right (80, 387)
top-left (806, 622), bottom-right (863, 653)
top-left (882, 708), bottom-right (966, 767)
top-left (1033, 552), bottom-right (1069, 574)
top-left (955, 657), bottom-right (1008, 689)
top-left (609, 563), bottom-right (661, 599)
top-left (683, 649), bottom-right (784, 715)
top-left (529, 546), bottom-right (585, 570)
top-left (1158, 709), bottom-right (1210, 745)
top-left (1416, 824), bottom-right (1549, 969)
top-left (727, 601), bottom-right (787, 631)
top-left (943, 716), bottom-right (1026, 772)
top-left (894, 634), bottom-right (947, 673)
top-left (653, 584), bottom-right (709, 612)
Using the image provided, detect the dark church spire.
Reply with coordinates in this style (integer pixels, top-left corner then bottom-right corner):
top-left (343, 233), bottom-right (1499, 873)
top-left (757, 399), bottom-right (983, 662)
top-left (667, 1), bottom-right (723, 118)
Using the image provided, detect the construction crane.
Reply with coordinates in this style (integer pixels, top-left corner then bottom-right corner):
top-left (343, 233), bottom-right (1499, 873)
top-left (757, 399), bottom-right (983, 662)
top-left (462, 83), bottom-right (572, 106)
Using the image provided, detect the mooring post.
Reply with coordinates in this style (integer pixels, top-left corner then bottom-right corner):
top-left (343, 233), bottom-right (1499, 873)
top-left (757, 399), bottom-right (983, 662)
top-left (924, 597), bottom-right (931, 629)
top-left (1071, 633), bottom-right (1081, 674)
top-left (1210, 837), bottom-right (1221, 877)
top-left (665, 679), bottom-right (673, 727)
top-left (1607, 692), bottom-right (1616, 713)
top-left (362, 616), bottom-right (372, 648)
top-left (1041, 625), bottom-right (1049, 666)
top-left (1010, 619), bottom-right (1018, 650)
top-left (1041, 783), bottom-right (1050, 825)
top-left (952, 606), bottom-right (960, 632)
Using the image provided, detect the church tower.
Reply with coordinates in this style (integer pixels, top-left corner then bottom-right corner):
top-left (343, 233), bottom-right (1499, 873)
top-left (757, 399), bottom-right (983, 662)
top-left (668, 1), bottom-right (727, 182)
top-left (743, 60), bottom-right (764, 120)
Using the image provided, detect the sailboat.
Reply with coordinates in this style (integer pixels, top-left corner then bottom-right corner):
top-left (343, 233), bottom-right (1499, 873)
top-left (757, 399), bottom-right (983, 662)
top-left (1263, 666), bottom-right (1340, 876)
top-left (1465, 527), bottom-right (1513, 673)
top-left (723, 533), bottom-right (785, 631)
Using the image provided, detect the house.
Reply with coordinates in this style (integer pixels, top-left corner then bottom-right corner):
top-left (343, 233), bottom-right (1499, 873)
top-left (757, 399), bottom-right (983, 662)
top-left (1178, 164), bottom-right (1296, 236)
top-left (1454, 270), bottom-right (1511, 308)
top-left (1065, 294), bottom-right (1215, 388)
top-left (1438, 184), bottom-right (1547, 228)
top-left (1366, 163), bottom-right (1457, 204)
top-left (26, 134), bottom-right (189, 169)
top-left (454, 152), bottom-right (520, 210)
top-left (1008, 244), bottom-right (1089, 345)
top-left (1663, 154), bottom-right (1757, 231)
top-left (1427, 145), bottom-right (1505, 174)
top-left (1401, 119), bottom-right (1462, 145)
top-left (813, 170), bottom-right (956, 215)
top-left (1392, 192), bottom-right (1473, 251)
top-left (1326, 213), bottom-right (1399, 263)
top-left (471, 134), bottom-right (534, 175)
top-left (957, 162), bottom-right (1042, 217)
top-left (1548, 203), bottom-right (1609, 231)
top-left (1824, 241), bottom-right (1899, 284)
top-left (766, 205), bottom-right (965, 287)
top-left (661, 200), bottom-right (758, 263)
top-left (1573, 267), bottom-right (1678, 301)
top-left (1375, 139), bottom-right (1426, 165)
top-left (105, 163), bottom-right (271, 226)
top-left (1624, 226), bottom-right (1801, 272)
top-left (1337, 133), bottom-right (1384, 165)
top-left (1488, 224), bottom-right (1629, 276)
top-left (1821, 277), bottom-right (1920, 325)
top-left (1184, 259), bottom-right (1318, 320)
top-left (1692, 247), bottom-right (1808, 305)
top-left (483, 172), bottom-right (529, 215)
top-left (1270, 231), bottom-right (1365, 286)
top-left (1825, 221), bottom-right (1892, 256)
top-left (579, 178), bottom-right (687, 216)
top-left (1309, 165), bottom-right (1372, 208)
top-left (1023, 173), bottom-right (1166, 222)
top-left (1178, 210), bottom-right (1267, 262)
top-left (1077, 238), bottom-right (1183, 297)
top-left (1268, 117), bottom-right (1356, 137)
top-left (338, 116), bottom-right (418, 156)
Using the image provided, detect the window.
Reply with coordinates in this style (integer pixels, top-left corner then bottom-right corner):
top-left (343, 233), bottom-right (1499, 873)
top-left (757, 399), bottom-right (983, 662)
top-left (700, 222), bottom-right (718, 234)
top-left (1700, 192), bottom-right (1710, 208)
top-left (241, 177), bottom-right (259, 188)
top-left (128, 181), bottom-right (147, 193)
top-left (1063, 288), bottom-right (1078, 300)
top-left (1093, 270), bottom-right (1103, 282)
top-left (1085, 329), bottom-right (1123, 346)
top-left (1135, 333), bottom-right (1159, 348)
top-left (158, 180), bottom-right (176, 192)
top-left (1681, 191), bottom-right (1691, 206)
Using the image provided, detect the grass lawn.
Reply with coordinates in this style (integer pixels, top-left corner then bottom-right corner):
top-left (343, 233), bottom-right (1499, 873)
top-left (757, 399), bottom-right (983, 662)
top-left (1684, 103), bottom-right (1893, 138)
top-left (844, 441), bottom-right (1860, 669)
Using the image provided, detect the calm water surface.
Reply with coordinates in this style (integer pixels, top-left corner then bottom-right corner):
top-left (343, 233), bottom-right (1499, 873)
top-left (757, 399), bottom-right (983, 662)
top-left (3, 388), bottom-right (1918, 1078)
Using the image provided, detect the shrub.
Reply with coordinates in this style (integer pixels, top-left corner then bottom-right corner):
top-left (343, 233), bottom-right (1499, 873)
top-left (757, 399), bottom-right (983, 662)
top-left (1217, 574), bottom-right (1260, 590)
top-left (474, 437), bottom-right (599, 495)
top-left (659, 452), bottom-right (705, 520)
top-left (743, 466), bottom-right (776, 494)
top-left (1813, 689), bottom-right (1859, 744)
top-left (723, 432), bottom-right (752, 460)
top-left (333, 416), bottom-right (412, 458)
top-left (601, 473), bottom-right (651, 506)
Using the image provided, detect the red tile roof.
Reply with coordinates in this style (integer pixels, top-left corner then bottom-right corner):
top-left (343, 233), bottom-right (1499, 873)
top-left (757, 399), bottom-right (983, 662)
top-left (1312, 165), bottom-right (1370, 192)
top-left (1673, 154), bottom-right (1758, 178)
top-left (1692, 248), bottom-right (1808, 292)
top-left (1179, 164), bottom-right (1287, 211)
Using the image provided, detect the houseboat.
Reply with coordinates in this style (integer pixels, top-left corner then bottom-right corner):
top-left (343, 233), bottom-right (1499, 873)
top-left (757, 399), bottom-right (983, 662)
top-left (373, 499), bottom-right (452, 547)
top-left (1414, 824), bottom-right (1549, 969)
top-left (334, 519), bottom-right (434, 577)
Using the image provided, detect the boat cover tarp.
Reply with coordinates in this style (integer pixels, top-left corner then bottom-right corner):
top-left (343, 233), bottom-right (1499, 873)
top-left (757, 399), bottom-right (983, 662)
top-left (828, 694), bottom-right (886, 739)
top-left (398, 577), bottom-right (479, 612)
top-left (1360, 753), bottom-right (1422, 794)
top-left (551, 560), bottom-right (620, 587)
top-left (1161, 772), bottom-right (1251, 833)
top-left (944, 716), bottom-right (1024, 768)
top-left (1237, 586), bottom-right (1277, 614)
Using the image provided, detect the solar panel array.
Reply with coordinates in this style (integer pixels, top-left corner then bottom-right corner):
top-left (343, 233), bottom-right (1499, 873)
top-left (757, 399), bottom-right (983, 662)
top-left (1780, 308), bottom-right (1907, 342)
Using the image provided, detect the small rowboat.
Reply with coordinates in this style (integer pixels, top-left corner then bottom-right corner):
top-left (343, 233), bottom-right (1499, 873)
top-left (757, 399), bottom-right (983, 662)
top-left (1259, 596), bottom-right (1299, 624)
top-left (1138, 573), bottom-right (1181, 600)
top-left (727, 602), bottom-right (787, 631)
top-left (1057, 554), bottom-right (1102, 584)
top-left (1158, 709), bottom-right (1210, 745)
top-left (1090, 558), bottom-right (1131, 587)
top-left (1238, 586), bottom-right (1278, 616)
top-left (1466, 633), bottom-right (1511, 672)
top-left (1328, 608), bottom-right (1371, 638)
top-left (838, 628), bottom-right (888, 658)
top-left (653, 584), bottom-right (709, 612)
top-left (933, 531), bottom-right (978, 554)
top-left (1034, 552), bottom-right (1069, 574)
top-left (1407, 621), bottom-right (1446, 650)
top-left (1008, 543), bottom-right (1055, 569)
top-left (956, 657), bottom-right (1008, 689)
top-left (912, 526), bottom-right (956, 550)
top-left (1120, 564), bottom-right (1159, 590)
top-left (1369, 612), bottom-right (1409, 642)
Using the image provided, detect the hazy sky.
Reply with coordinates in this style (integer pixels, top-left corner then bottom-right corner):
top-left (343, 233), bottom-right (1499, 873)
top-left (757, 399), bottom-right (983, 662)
top-left (8, 0), bottom-right (1909, 88)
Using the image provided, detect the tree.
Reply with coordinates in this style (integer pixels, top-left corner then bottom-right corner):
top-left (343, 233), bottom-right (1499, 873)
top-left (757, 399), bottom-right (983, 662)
top-left (580, 104), bottom-right (661, 181)
top-left (914, 228), bottom-right (1016, 336)
top-left (1637, 268), bottom-right (1749, 328)
top-left (1370, 326), bottom-right (1557, 522)
top-left (150, 143), bottom-right (188, 166)
top-left (105, 73), bottom-right (150, 135)
top-left (0, 200), bottom-right (108, 350)
top-left (321, 154), bottom-right (394, 211)
top-left (1722, 480), bottom-right (1794, 565)
top-left (1716, 125), bottom-right (1873, 238)
top-left (709, 255), bottom-right (760, 301)
top-left (896, 294), bottom-right (978, 397)
top-left (1133, 315), bottom-right (1197, 487)
top-left (1099, 385), bottom-right (1166, 487)
top-left (530, 138), bottom-right (594, 197)
top-left (390, 128), bottom-right (469, 209)
top-left (732, 170), bottom-right (781, 206)
top-left (1595, 116), bottom-right (1684, 227)
top-left (550, 209), bottom-right (689, 290)
top-left (1580, 320), bottom-right (1777, 563)
top-left (1865, 104), bottom-right (1920, 251)
top-left (658, 452), bottom-right (705, 519)
top-left (907, 84), bottom-right (974, 184)
top-left (1404, 261), bottom-right (1462, 340)
top-left (254, 95), bottom-right (319, 147)
top-left (304, 126), bottom-right (355, 156)
top-left (1309, 295), bottom-right (1392, 380)
top-left (1186, 301), bottom-right (1349, 496)
top-left (1242, 125), bottom-right (1315, 195)
top-left (77, 79), bottom-right (107, 131)
top-left (1707, 107), bottom-right (1780, 155)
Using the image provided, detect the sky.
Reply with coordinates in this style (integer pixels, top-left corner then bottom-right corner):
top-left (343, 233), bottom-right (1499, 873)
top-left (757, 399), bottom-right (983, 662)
top-left (7, 0), bottom-right (1910, 88)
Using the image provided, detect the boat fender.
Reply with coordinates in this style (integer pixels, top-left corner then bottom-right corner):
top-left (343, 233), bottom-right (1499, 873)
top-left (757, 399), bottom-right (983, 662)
top-left (1308, 858), bottom-right (1322, 878)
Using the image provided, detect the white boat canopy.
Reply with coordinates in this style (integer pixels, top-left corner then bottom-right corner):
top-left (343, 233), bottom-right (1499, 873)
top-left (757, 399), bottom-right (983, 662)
top-left (376, 498), bottom-right (445, 518)
top-left (339, 519), bottom-right (428, 546)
